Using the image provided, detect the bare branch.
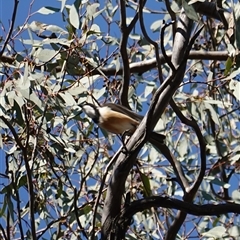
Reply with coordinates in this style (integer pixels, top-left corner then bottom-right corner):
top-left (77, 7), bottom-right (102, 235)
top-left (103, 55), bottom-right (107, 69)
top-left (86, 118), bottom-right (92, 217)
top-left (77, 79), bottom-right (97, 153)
top-left (139, 0), bottom-right (163, 84)
top-left (74, 188), bottom-right (88, 239)
top-left (165, 0), bottom-right (177, 37)
top-left (187, 116), bottom-right (206, 197)
top-left (0, 0), bottom-right (19, 57)
top-left (164, 9), bottom-right (193, 240)
top-left (161, 21), bottom-right (176, 72)
top-left (119, 0), bottom-right (140, 108)
top-left (118, 196), bottom-right (240, 222)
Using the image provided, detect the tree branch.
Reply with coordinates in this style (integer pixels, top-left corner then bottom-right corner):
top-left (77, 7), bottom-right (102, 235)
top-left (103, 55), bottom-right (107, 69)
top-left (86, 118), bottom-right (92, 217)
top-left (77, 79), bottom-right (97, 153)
top-left (0, 0), bottom-right (19, 57)
top-left (0, 50), bottom-right (230, 78)
top-left (119, 0), bottom-right (140, 108)
top-left (118, 196), bottom-right (240, 222)
top-left (164, 9), bottom-right (194, 240)
top-left (0, 116), bottom-right (37, 239)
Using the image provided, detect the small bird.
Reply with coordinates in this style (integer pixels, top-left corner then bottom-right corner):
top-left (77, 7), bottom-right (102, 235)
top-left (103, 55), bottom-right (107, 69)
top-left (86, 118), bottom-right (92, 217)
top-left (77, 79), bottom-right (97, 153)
top-left (80, 102), bottom-right (165, 143)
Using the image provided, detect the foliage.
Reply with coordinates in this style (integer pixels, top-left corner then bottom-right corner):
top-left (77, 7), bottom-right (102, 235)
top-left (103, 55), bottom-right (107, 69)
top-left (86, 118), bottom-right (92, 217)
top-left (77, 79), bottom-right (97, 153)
top-left (0, 0), bottom-right (240, 239)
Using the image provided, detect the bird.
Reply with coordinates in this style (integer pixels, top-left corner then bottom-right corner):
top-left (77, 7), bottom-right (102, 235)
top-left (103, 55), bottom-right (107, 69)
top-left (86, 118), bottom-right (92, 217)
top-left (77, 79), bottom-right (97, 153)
top-left (80, 102), bottom-right (166, 144)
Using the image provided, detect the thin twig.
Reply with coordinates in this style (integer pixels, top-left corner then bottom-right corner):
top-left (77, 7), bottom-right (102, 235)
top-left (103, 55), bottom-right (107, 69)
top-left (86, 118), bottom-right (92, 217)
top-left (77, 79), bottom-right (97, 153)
top-left (0, 223), bottom-right (7, 240)
top-left (74, 188), bottom-right (88, 239)
top-left (119, 0), bottom-right (131, 108)
top-left (0, 116), bottom-right (37, 239)
top-left (12, 0), bottom-right (35, 39)
top-left (11, 172), bottom-right (25, 239)
top-left (139, 0), bottom-right (163, 83)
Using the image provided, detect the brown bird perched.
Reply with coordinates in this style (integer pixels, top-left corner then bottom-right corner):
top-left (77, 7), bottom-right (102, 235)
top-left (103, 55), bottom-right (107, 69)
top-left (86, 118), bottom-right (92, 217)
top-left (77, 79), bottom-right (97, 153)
top-left (80, 102), bottom-right (165, 144)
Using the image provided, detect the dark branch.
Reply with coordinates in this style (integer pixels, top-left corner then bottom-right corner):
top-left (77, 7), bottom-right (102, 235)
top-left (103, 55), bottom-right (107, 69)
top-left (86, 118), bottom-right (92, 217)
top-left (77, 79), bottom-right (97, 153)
top-left (119, 0), bottom-right (139, 108)
top-left (118, 196), bottom-right (240, 223)
top-left (0, 0), bottom-right (19, 57)
top-left (0, 116), bottom-right (37, 239)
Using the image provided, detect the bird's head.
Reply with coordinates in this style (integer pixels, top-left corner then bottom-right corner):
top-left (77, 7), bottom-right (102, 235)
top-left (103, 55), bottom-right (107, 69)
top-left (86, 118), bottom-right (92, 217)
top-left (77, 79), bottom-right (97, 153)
top-left (79, 103), bottom-right (100, 123)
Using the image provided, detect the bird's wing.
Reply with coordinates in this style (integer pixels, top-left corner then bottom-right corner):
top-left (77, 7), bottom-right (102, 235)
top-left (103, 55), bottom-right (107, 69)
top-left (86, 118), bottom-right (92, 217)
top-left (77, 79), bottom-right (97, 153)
top-left (102, 103), bottom-right (143, 122)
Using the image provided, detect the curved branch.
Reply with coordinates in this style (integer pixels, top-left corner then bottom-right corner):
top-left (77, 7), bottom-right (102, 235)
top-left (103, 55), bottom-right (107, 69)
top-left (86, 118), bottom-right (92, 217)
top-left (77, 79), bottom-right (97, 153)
top-left (187, 116), bottom-right (206, 197)
top-left (164, 9), bottom-right (194, 240)
top-left (165, 0), bottom-right (177, 38)
top-left (119, 0), bottom-right (139, 108)
top-left (161, 21), bottom-right (176, 72)
top-left (139, 0), bottom-right (163, 84)
top-left (118, 196), bottom-right (240, 224)
top-left (169, 100), bottom-right (206, 197)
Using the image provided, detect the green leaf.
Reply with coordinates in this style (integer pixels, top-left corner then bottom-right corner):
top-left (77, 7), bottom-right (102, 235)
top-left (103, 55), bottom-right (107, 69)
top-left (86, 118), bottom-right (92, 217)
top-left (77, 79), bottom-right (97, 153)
top-left (229, 79), bottom-right (240, 101)
top-left (224, 56), bottom-right (233, 76)
top-left (6, 192), bottom-right (14, 222)
top-left (204, 102), bottom-right (220, 126)
top-left (68, 85), bottom-right (87, 96)
top-left (232, 190), bottom-right (240, 204)
top-left (60, 0), bottom-right (67, 12)
top-left (37, 7), bottom-right (60, 15)
top-left (45, 25), bottom-right (67, 34)
top-left (140, 172), bottom-right (152, 197)
top-left (234, 3), bottom-right (240, 49)
top-left (74, 0), bottom-right (82, 10)
top-left (228, 226), bottom-right (240, 238)
top-left (202, 226), bottom-right (227, 238)
top-left (210, 177), bottom-right (230, 188)
top-left (0, 194), bottom-right (7, 217)
top-left (58, 92), bottom-right (76, 106)
top-left (56, 180), bottom-right (63, 199)
top-left (150, 20), bottom-right (162, 32)
top-left (36, 49), bottom-right (57, 63)
top-left (69, 4), bottom-right (80, 29)
top-left (182, 0), bottom-right (199, 21)
top-left (86, 3), bottom-right (100, 19)
top-left (178, 137), bottom-right (189, 158)
top-left (17, 175), bottom-right (28, 189)
top-left (202, 191), bottom-right (214, 201)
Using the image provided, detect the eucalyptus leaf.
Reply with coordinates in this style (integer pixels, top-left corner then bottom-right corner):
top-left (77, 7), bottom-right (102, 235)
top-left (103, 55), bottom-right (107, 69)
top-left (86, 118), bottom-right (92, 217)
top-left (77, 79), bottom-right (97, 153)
top-left (37, 6), bottom-right (60, 15)
top-left (182, 0), bottom-right (199, 21)
top-left (69, 4), bottom-right (80, 29)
